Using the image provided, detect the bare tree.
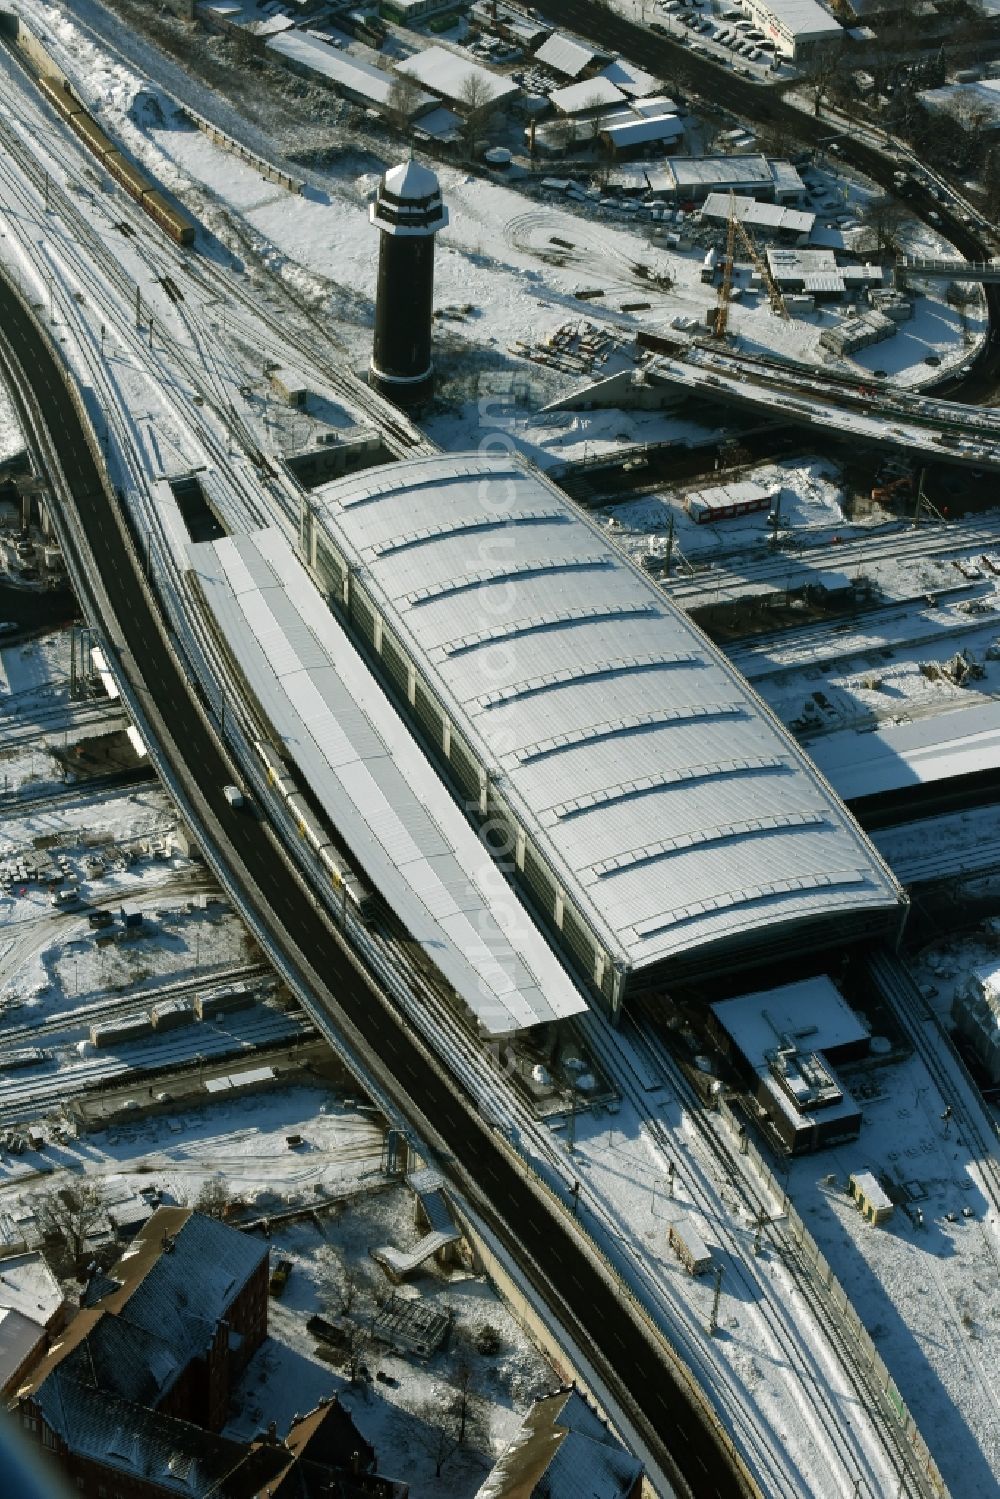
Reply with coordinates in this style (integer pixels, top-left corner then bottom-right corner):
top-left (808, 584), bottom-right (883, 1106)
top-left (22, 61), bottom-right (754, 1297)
top-left (583, 91), bottom-right (608, 153)
top-left (803, 41), bottom-right (848, 117)
top-left (411, 1363), bottom-right (489, 1476)
top-left (386, 73), bottom-right (423, 131)
top-left (36, 1182), bottom-right (105, 1272)
top-left (194, 1177), bottom-right (234, 1220)
top-left (412, 1396), bottom-right (463, 1479)
top-left (451, 1357), bottom-right (488, 1446)
top-left (458, 72), bottom-right (495, 157)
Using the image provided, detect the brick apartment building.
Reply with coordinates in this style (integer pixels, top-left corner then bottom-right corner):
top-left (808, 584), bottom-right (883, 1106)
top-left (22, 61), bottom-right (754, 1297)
top-left (9, 1207), bottom-right (407, 1499)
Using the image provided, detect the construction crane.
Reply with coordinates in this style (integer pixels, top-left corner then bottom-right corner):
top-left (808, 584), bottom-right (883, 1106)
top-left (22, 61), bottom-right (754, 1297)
top-left (713, 193), bottom-right (789, 338)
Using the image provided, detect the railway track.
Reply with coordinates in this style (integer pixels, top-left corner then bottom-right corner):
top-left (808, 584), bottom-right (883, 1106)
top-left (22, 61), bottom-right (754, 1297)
top-left (0, 1008), bottom-right (313, 1127)
top-left (664, 515), bottom-right (1000, 612)
top-left (629, 1011), bottom-right (943, 1499)
top-left (867, 950), bottom-right (1000, 1231)
top-left (0, 962), bottom-right (268, 1050)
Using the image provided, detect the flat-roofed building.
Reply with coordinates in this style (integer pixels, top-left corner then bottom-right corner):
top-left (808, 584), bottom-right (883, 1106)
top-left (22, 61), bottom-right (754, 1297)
top-left (266, 30), bottom-right (437, 116)
top-left (651, 154), bottom-right (805, 203)
top-left (710, 976), bottom-right (870, 1152)
top-left (300, 454), bottom-right (905, 1016)
top-left (739, 0), bottom-right (843, 59)
top-left (395, 45), bottom-right (520, 110)
top-left (600, 112), bottom-right (684, 155)
top-left (701, 192), bottom-right (815, 238)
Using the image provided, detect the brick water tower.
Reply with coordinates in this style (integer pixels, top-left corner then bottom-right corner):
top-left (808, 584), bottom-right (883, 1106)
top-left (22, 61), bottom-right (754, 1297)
top-left (369, 158), bottom-right (448, 406)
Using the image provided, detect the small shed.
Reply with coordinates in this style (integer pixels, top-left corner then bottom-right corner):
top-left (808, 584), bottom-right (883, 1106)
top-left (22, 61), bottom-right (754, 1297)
top-left (849, 1171), bottom-right (894, 1225)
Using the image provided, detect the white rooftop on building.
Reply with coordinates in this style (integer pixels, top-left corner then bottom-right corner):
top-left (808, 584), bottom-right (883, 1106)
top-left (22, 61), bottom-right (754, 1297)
top-left (306, 454), bottom-right (903, 977)
top-left (383, 159), bottom-right (440, 202)
top-left (266, 30), bottom-right (437, 114)
top-left (535, 31), bottom-right (603, 78)
top-left (744, 0), bottom-right (843, 41)
top-left (188, 529), bottom-right (586, 1035)
top-left (710, 976), bottom-right (868, 1066)
top-left (395, 46), bottom-right (520, 107)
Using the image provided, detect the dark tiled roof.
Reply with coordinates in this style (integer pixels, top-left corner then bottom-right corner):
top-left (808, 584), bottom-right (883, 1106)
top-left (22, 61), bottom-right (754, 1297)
top-left (32, 1371), bottom-right (284, 1497)
top-left (20, 1210), bottom-right (267, 1406)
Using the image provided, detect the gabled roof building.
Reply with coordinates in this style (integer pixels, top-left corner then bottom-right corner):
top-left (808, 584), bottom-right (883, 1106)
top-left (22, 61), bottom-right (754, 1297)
top-left (11, 1210), bottom-right (408, 1498)
top-left (476, 1387), bottom-right (643, 1498)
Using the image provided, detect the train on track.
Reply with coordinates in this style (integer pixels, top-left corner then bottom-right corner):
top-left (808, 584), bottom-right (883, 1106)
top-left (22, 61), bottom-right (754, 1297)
top-left (254, 738), bottom-right (375, 921)
top-left (35, 74), bottom-right (195, 247)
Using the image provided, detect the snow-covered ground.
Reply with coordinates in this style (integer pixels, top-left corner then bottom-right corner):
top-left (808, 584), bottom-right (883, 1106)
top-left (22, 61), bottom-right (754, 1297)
top-left (0, 377), bottom-right (23, 464)
top-left (0, 1084), bottom-right (556, 1497)
top-left (783, 1046), bottom-right (1000, 1496)
top-left (600, 456), bottom-right (849, 566)
top-left (7, 0), bottom-right (980, 413)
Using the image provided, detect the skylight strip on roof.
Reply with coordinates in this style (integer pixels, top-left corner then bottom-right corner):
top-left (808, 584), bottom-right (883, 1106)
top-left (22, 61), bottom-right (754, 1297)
top-left (546, 755), bottom-right (789, 822)
top-left (631, 869), bottom-right (870, 938)
top-left (370, 506), bottom-right (566, 558)
top-left (588, 812), bottom-right (827, 880)
top-left (404, 554), bottom-right (612, 608)
top-left (439, 601), bottom-right (656, 658)
top-left (472, 652), bottom-right (700, 712)
top-left (338, 465), bottom-right (519, 510)
top-left (515, 701), bottom-right (745, 766)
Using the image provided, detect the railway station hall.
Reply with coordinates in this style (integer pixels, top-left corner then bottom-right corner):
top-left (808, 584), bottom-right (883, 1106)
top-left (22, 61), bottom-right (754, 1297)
top-left (288, 452), bottom-right (907, 1023)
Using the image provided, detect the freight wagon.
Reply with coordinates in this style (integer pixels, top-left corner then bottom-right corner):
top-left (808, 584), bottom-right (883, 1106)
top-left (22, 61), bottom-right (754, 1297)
top-left (668, 1216), bottom-right (713, 1275)
top-left (90, 1014), bottom-right (154, 1046)
top-left (150, 998), bottom-right (195, 1031)
top-left (196, 985), bottom-right (255, 1021)
top-left (33, 71), bottom-right (195, 246)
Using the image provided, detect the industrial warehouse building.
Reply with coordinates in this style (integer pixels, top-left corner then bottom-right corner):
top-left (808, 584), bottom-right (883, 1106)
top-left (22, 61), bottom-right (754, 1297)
top-left (299, 453), bottom-right (905, 1017)
top-left (737, 0), bottom-right (843, 60)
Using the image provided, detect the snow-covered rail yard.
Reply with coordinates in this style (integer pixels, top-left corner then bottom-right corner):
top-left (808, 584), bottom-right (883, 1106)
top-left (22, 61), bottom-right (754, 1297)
top-left (0, 1), bottom-right (999, 1496)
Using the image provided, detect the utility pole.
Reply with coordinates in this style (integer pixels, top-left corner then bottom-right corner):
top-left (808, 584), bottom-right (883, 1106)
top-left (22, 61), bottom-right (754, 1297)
top-left (135, 286), bottom-right (142, 329)
top-left (570, 1179), bottom-right (581, 1217)
top-left (707, 1263), bottom-right (723, 1336)
top-left (44, 171), bottom-right (50, 213)
top-left (566, 1084), bottom-right (578, 1155)
top-left (666, 1159), bottom-right (675, 1199)
top-left (753, 1212), bottom-right (766, 1256)
top-left (913, 467), bottom-right (927, 527)
top-left (100, 322), bottom-right (106, 360)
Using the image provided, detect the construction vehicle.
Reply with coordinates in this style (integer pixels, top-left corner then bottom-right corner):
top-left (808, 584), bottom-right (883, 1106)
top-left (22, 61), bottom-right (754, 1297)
top-left (871, 475), bottom-right (913, 503)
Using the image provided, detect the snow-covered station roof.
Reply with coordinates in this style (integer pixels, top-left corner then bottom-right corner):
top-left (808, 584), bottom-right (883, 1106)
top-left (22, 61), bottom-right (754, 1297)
top-left (188, 529), bottom-right (586, 1035)
top-left (309, 455), bottom-right (904, 977)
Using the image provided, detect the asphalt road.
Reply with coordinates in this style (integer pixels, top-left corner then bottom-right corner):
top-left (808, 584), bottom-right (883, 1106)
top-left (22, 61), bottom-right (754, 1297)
top-left (0, 271), bottom-right (757, 1499)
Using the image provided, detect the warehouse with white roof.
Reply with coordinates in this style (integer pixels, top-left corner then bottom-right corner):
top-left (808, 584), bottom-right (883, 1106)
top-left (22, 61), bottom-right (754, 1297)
top-left (299, 454), bottom-right (905, 1017)
top-left (738, 0), bottom-right (843, 59)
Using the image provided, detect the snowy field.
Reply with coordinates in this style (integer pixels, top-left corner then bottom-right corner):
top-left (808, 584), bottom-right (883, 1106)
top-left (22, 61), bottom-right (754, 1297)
top-left (600, 456), bottom-right (849, 566)
top-left (0, 1084), bottom-right (556, 1497)
top-left (784, 1045), bottom-right (1000, 1496)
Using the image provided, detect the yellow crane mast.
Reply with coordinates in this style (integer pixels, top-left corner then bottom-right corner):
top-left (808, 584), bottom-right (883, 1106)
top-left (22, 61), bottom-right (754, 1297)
top-left (712, 197), bottom-right (739, 339)
top-left (713, 193), bottom-right (790, 338)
